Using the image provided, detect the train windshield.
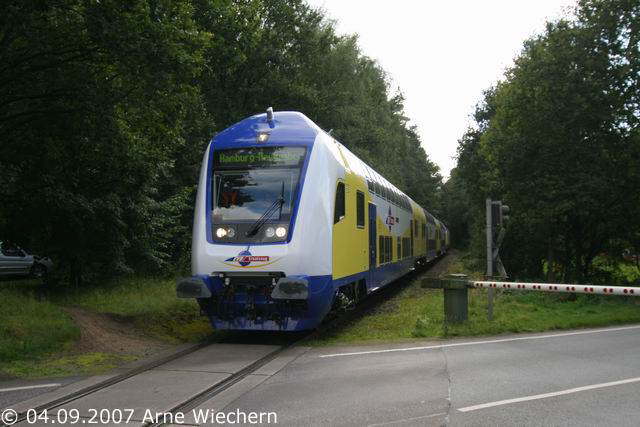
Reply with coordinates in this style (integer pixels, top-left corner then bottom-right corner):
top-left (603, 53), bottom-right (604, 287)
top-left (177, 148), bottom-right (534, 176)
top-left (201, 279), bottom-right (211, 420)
top-left (212, 146), bottom-right (306, 222)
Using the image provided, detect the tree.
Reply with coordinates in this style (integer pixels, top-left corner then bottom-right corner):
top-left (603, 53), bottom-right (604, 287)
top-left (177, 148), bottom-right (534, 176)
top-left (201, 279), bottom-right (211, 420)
top-left (0, 0), bottom-right (211, 283)
top-left (0, 0), bottom-right (443, 283)
top-left (448, 0), bottom-right (640, 282)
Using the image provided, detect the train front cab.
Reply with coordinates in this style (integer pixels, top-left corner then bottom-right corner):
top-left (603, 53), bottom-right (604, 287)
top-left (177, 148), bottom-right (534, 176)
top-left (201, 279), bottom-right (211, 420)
top-left (180, 112), bottom-right (340, 331)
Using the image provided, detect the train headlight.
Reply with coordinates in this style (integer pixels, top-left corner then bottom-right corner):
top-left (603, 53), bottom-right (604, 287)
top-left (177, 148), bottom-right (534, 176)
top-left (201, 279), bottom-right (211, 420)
top-left (226, 227), bottom-right (236, 238)
top-left (265, 227), bottom-right (276, 238)
top-left (257, 132), bottom-right (270, 143)
top-left (275, 226), bottom-right (287, 238)
top-left (215, 227), bottom-right (227, 238)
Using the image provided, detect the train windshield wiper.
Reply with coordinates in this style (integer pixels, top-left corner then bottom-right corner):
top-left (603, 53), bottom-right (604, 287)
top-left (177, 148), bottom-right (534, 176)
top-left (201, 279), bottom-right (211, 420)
top-left (246, 187), bottom-right (285, 237)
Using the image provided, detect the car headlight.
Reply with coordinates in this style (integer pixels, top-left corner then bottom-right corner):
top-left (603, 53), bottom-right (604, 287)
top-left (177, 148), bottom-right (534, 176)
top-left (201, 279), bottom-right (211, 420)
top-left (275, 226), bottom-right (287, 238)
top-left (265, 227), bottom-right (275, 238)
top-left (215, 227), bottom-right (227, 238)
top-left (226, 227), bottom-right (236, 238)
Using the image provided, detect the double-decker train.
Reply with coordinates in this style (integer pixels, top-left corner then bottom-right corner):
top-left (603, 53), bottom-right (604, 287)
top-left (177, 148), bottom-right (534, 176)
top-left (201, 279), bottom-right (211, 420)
top-left (177, 109), bottom-right (449, 331)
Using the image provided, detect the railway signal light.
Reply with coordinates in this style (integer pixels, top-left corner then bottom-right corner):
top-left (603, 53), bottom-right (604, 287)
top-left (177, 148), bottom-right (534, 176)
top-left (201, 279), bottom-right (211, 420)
top-left (491, 200), bottom-right (510, 227)
top-left (500, 204), bottom-right (510, 224)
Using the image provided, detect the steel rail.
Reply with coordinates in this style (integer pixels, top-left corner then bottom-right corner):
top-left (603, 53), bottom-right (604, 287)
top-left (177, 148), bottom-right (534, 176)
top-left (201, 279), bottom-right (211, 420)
top-left (9, 341), bottom-right (212, 426)
top-left (144, 340), bottom-right (301, 427)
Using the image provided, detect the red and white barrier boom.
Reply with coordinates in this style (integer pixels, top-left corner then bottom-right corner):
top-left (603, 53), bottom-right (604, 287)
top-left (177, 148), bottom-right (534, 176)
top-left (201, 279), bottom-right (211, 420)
top-left (472, 281), bottom-right (640, 296)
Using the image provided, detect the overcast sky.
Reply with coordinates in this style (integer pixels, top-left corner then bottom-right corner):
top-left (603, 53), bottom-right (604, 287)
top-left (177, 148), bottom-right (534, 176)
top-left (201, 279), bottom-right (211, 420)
top-left (305, 0), bottom-right (576, 179)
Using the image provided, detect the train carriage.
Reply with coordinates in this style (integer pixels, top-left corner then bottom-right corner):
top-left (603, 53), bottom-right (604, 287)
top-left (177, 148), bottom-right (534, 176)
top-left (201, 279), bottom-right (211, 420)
top-left (178, 110), bottom-right (448, 331)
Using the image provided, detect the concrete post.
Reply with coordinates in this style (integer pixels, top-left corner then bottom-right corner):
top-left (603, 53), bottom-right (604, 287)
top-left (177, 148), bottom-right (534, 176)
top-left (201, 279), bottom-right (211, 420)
top-left (421, 275), bottom-right (470, 325)
top-left (443, 274), bottom-right (469, 324)
top-left (486, 198), bottom-right (494, 320)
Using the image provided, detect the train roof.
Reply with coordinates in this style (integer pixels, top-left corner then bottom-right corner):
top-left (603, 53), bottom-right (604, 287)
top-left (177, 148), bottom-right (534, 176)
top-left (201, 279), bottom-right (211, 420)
top-left (212, 111), bottom-right (320, 150)
top-left (211, 110), bottom-right (444, 226)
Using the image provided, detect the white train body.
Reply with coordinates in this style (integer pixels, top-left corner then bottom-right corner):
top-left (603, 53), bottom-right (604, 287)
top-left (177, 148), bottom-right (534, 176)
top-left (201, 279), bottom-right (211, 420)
top-left (179, 111), bottom-right (448, 331)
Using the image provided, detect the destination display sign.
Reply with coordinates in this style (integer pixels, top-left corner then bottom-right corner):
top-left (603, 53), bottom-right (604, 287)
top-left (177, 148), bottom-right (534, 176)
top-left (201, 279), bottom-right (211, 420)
top-left (214, 146), bottom-right (306, 169)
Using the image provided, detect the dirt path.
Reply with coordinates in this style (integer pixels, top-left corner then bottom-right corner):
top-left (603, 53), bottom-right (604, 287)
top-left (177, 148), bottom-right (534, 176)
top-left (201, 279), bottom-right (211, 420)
top-left (422, 249), bottom-right (460, 278)
top-left (64, 307), bottom-right (168, 358)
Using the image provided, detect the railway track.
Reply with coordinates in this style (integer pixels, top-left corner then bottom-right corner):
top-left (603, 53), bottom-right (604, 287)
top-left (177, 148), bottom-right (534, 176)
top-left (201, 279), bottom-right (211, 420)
top-left (6, 254), bottom-right (448, 427)
top-left (8, 341), bottom-right (211, 426)
top-left (144, 340), bottom-right (302, 427)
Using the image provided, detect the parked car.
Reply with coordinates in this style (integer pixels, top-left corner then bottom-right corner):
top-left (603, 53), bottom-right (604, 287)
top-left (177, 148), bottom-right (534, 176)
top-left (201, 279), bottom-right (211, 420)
top-left (0, 241), bottom-right (53, 279)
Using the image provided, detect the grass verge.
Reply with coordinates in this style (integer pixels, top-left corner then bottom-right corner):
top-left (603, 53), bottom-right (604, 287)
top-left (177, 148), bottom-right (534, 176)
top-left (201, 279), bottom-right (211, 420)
top-left (0, 285), bottom-right (80, 368)
top-left (309, 254), bottom-right (640, 346)
top-left (4, 353), bottom-right (137, 378)
top-left (55, 277), bottom-right (213, 343)
top-left (0, 277), bottom-right (212, 379)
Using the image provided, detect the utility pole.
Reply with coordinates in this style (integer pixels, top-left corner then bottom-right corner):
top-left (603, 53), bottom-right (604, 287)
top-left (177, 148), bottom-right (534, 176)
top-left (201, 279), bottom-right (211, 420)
top-left (486, 198), bottom-right (509, 320)
top-left (485, 198), bottom-right (494, 320)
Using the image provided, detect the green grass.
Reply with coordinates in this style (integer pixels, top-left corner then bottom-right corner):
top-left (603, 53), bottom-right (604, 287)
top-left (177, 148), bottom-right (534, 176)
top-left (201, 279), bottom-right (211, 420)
top-left (55, 277), bottom-right (213, 343)
top-left (0, 276), bottom-right (213, 379)
top-left (3, 353), bottom-right (137, 378)
top-left (0, 284), bottom-right (80, 364)
top-left (309, 255), bottom-right (640, 346)
top-left (418, 290), bottom-right (640, 338)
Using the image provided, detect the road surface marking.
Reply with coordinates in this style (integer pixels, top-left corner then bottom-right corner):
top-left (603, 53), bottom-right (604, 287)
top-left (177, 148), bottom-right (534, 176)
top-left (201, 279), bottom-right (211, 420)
top-left (368, 412), bottom-right (447, 426)
top-left (319, 324), bottom-right (640, 358)
top-left (457, 376), bottom-right (640, 412)
top-left (0, 383), bottom-right (61, 393)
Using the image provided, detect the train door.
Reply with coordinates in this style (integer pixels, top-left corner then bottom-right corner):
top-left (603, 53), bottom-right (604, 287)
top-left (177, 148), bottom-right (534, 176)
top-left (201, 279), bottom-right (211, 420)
top-left (425, 224), bottom-right (428, 254)
top-left (368, 203), bottom-right (377, 288)
top-left (410, 219), bottom-right (414, 258)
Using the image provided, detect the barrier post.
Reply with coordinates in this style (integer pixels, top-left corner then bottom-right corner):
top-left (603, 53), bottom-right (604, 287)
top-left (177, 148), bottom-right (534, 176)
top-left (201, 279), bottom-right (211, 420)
top-left (423, 274), bottom-right (470, 325)
top-left (486, 198), bottom-right (494, 320)
top-left (443, 275), bottom-right (469, 324)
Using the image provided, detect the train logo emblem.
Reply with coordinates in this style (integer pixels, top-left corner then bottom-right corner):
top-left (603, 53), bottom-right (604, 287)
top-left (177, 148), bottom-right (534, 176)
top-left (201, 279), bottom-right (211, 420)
top-left (223, 250), bottom-right (275, 268)
top-left (385, 207), bottom-right (396, 231)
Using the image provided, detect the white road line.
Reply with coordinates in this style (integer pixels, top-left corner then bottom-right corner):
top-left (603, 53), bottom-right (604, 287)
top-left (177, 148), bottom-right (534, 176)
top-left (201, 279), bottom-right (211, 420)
top-left (0, 383), bottom-right (61, 393)
top-left (457, 377), bottom-right (640, 412)
top-left (319, 324), bottom-right (640, 358)
top-left (368, 412), bottom-right (447, 426)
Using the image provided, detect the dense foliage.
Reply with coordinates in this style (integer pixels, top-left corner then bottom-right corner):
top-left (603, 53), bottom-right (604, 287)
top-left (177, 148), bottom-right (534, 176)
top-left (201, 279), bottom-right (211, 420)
top-left (0, 0), bottom-right (441, 283)
top-left (443, 0), bottom-right (640, 284)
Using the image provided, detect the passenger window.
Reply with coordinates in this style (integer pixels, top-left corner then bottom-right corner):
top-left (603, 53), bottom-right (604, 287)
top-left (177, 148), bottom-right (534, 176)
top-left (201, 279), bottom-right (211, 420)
top-left (356, 191), bottom-right (365, 228)
top-left (334, 182), bottom-right (345, 224)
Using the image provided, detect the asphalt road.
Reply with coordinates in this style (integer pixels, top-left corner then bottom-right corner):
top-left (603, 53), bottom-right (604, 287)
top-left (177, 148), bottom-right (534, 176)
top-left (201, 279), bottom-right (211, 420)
top-left (195, 324), bottom-right (640, 426)
top-left (5, 324), bottom-right (640, 426)
top-left (0, 377), bottom-right (81, 410)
